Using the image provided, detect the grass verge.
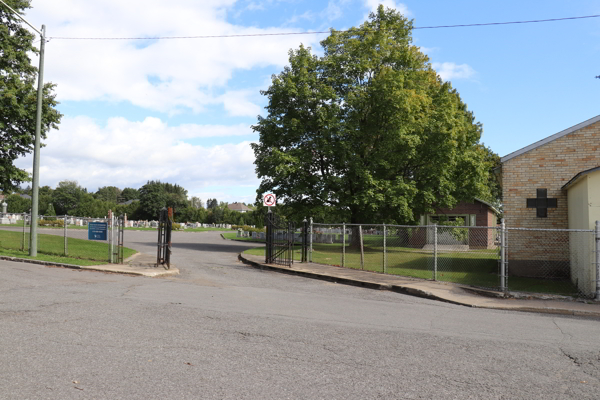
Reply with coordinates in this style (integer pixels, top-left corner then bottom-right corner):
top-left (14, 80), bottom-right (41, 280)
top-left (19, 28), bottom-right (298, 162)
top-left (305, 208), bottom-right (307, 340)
top-left (0, 230), bottom-right (136, 266)
top-left (243, 243), bottom-right (580, 297)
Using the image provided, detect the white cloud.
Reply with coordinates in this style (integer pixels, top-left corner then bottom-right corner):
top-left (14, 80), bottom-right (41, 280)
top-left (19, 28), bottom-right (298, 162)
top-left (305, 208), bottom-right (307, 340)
top-left (25, 0), bottom-right (322, 114)
top-left (431, 62), bottom-right (476, 81)
top-left (15, 116), bottom-right (260, 192)
top-left (321, 1), bottom-right (346, 22)
top-left (218, 90), bottom-right (263, 117)
top-left (363, 0), bottom-right (411, 18)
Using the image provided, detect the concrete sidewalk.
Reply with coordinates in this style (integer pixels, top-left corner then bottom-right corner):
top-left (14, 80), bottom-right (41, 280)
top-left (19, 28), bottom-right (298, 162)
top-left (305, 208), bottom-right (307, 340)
top-left (0, 253), bottom-right (179, 278)
top-left (239, 253), bottom-right (600, 318)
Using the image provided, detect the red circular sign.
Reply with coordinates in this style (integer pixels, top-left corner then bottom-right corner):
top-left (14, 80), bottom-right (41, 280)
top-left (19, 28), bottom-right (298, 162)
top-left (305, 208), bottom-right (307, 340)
top-left (263, 193), bottom-right (276, 206)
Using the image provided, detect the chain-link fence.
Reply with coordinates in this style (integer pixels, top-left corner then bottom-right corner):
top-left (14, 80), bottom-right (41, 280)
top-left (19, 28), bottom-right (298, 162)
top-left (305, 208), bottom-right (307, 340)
top-left (505, 227), bottom-right (595, 298)
top-left (309, 222), bottom-right (598, 299)
top-left (0, 212), bottom-right (124, 263)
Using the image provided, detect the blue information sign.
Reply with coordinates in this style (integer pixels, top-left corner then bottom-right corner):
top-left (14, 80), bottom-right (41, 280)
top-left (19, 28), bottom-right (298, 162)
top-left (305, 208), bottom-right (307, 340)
top-left (88, 222), bottom-right (108, 241)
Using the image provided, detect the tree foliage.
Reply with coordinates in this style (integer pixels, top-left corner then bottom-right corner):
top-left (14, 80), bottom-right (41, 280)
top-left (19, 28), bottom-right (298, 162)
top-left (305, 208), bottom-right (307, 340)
top-left (252, 6), bottom-right (490, 225)
top-left (94, 186), bottom-right (121, 203)
top-left (0, 0), bottom-right (62, 191)
top-left (52, 180), bottom-right (86, 215)
top-left (120, 187), bottom-right (139, 201)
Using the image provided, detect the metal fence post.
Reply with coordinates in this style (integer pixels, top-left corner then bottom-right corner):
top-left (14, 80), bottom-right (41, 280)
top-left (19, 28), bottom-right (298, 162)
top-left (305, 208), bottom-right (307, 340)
top-left (302, 217), bottom-right (308, 262)
top-left (309, 217), bottom-right (313, 263)
top-left (501, 219), bottom-right (506, 292)
top-left (433, 223), bottom-right (438, 280)
top-left (265, 210), bottom-right (271, 264)
top-left (21, 212), bottom-right (27, 251)
top-left (383, 224), bottom-right (387, 274)
top-left (342, 223), bottom-right (346, 268)
top-left (596, 221), bottom-right (600, 300)
top-left (359, 225), bottom-right (364, 270)
top-left (64, 214), bottom-right (68, 256)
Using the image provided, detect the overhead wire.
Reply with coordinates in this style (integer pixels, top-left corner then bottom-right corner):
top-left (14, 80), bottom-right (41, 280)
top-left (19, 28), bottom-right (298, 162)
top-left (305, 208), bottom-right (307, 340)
top-left (47, 14), bottom-right (600, 41)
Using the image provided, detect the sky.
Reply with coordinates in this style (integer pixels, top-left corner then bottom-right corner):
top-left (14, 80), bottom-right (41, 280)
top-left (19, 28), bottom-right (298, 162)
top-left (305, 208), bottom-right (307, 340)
top-left (14, 0), bottom-right (600, 204)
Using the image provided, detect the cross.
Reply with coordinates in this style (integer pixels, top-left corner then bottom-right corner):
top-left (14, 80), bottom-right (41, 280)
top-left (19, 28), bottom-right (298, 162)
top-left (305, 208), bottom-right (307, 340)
top-left (526, 188), bottom-right (557, 218)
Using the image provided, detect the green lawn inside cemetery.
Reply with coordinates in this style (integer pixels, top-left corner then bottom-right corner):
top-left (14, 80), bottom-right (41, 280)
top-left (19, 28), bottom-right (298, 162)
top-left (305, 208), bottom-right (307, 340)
top-left (243, 233), bottom-right (580, 297)
top-left (0, 230), bottom-right (137, 266)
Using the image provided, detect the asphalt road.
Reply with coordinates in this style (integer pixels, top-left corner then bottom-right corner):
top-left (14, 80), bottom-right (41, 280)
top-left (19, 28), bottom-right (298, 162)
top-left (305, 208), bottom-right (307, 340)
top-left (1, 229), bottom-right (599, 399)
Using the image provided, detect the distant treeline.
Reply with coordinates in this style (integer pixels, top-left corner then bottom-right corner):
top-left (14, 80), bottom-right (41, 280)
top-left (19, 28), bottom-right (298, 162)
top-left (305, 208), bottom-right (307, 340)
top-left (2, 180), bottom-right (261, 225)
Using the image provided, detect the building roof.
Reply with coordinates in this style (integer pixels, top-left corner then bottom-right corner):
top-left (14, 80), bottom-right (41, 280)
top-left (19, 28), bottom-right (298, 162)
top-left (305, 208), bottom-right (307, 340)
top-left (561, 166), bottom-right (600, 191)
top-left (500, 115), bottom-right (600, 164)
top-left (119, 199), bottom-right (139, 205)
top-left (474, 197), bottom-right (500, 215)
top-left (227, 202), bottom-right (252, 212)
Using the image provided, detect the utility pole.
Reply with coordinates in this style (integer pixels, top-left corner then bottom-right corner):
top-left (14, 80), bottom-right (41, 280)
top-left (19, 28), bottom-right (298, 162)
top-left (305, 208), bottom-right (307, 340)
top-left (0, 0), bottom-right (46, 256)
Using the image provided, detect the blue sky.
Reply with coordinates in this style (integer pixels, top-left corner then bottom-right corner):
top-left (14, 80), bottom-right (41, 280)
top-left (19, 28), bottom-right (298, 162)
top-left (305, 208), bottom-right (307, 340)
top-left (17, 0), bottom-right (600, 204)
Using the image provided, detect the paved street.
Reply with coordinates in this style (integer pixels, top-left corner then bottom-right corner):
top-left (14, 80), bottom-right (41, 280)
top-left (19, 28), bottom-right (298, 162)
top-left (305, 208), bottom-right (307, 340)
top-left (1, 229), bottom-right (599, 399)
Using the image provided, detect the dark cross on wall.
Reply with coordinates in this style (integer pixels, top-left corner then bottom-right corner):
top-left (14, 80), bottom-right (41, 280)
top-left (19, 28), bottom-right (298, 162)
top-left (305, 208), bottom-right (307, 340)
top-left (526, 188), bottom-right (558, 218)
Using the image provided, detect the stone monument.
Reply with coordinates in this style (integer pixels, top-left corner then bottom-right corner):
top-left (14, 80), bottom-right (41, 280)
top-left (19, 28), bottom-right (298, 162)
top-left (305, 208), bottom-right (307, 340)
top-left (1, 201), bottom-right (10, 224)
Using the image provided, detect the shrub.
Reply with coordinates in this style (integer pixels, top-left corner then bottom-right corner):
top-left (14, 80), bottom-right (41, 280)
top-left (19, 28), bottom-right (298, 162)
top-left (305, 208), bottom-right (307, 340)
top-left (39, 219), bottom-right (64, 227)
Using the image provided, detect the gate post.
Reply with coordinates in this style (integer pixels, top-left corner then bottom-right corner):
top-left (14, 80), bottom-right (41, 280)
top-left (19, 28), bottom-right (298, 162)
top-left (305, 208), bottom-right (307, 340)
top-left (302, 217), bottom-right (308, 262)
top-left (383, 224), bottom-right (387, 274)
top-left (595, 221), bottom-right (600, 300)
top-left (265, 210), bottom-right (272, 264)
top-left (433, 223), bottom-right (438, 280)
top-left (500, 218), bottom-right (507, 292)
top-left (289, 221), bottom-right (294, 266)
top-left (64, 214), bottom-right (68, 256)
top-left (157, 207), bottom-right (172, 269)
top-left (359, 225), bottom-right (364, 270)
top-left (309, 217), bottom-right (313, 263)
top-left (342, 223), bottom-right (346, 268)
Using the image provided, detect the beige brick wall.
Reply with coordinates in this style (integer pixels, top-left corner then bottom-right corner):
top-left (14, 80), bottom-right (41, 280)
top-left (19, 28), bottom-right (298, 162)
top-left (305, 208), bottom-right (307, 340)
top-left (502, 120), bottom-right (600, 272)
top-left (502, 120), bottom-right (600, 229)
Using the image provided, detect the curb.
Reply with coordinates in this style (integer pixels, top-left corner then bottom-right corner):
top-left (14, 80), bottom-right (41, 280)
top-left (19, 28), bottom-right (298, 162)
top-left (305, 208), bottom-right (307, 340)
top-left (237, 253), bottom-right (463, 305)
top-left (237, 254), bottom-right (600, 317)
top-left (0, 255), bottom-right (86, 270)
top-left (0, 254), bottom-right (179, 278)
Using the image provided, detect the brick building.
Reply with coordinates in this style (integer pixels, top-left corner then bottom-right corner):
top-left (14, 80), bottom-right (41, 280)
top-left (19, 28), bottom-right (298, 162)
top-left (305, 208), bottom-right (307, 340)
top-left (499, 115), bottom-right (600, 292)
top-left (500, 115), bottom-right (600, 229)
top-left (414, 198), bottom-right (498, 249)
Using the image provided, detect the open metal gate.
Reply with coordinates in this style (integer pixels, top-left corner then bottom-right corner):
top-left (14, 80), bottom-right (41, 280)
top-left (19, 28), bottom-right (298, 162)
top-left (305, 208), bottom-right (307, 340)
top-left (265, 210), bottom-right (295, 267)
top-left (157, 207), bottom-right (172, 269)
top-left (114, 214), bottom-right (124, 264)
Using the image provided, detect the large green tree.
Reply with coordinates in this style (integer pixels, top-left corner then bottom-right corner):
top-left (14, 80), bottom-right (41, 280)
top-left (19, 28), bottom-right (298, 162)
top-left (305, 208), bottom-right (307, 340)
top-left (0, 0), bottom-right (62, 191)
top-left (252, 6), bottom-right (489, 225)
top-left (52, 180), bottom-right (86, 215)
top-left (120, 187), bottom-right (139, 201)
top-left (137, 181), bottom-right (188, 220)
top-left (94, 186), bottom-right (121, 203)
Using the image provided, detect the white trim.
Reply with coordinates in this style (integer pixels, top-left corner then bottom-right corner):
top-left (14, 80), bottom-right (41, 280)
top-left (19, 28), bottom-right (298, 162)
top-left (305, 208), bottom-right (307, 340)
top-left (500, 115), bottom-right (600, 163)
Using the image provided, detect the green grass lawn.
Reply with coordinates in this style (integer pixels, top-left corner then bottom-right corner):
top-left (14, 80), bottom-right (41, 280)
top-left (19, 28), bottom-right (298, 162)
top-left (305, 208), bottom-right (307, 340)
top-left (0, 230), bottom-right (136, 266)
top-left (244, 240), bottom-right (580, 297)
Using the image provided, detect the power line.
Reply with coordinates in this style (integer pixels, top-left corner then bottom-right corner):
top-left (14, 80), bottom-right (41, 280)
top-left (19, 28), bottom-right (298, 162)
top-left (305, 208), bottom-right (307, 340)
top-left (47, 14), bottom-right (600, 41)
